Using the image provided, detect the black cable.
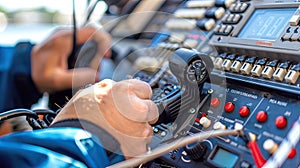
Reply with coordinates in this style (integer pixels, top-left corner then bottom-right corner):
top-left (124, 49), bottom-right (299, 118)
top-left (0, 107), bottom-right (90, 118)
top-left (83, 0), bottom-right (101, 26)
top-left (70, 0), bottom-right (77, 59)
top-left (0, 108), bottom-right (59, 129)
top-left (0, 109), bottom-right (38, 121)
top-left (32, 109), bottom-right (56, 116)
top-left (33, 109), bottom-right (57, 126)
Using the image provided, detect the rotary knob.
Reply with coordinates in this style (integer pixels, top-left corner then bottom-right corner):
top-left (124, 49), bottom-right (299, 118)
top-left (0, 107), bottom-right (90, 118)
top-left (183, 141), bottom-right (207, 160)
top-left (186, 60), bottom-right (207, 83)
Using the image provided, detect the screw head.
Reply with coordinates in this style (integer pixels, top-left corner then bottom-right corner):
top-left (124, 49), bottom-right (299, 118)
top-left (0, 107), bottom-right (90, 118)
top-left (189, 108), bottom-right (196, 113)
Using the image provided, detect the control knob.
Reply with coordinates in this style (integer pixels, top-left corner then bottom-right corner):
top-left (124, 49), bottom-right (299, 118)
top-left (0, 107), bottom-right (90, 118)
top-left (183, 141), bottom-right (207, 160)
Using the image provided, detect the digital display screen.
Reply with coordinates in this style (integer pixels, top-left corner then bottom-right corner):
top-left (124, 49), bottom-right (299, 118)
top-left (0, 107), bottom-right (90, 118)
top-left (238, 8), bottom-right (295, 41)
top-left (211, 148), bottom-right (239, 167)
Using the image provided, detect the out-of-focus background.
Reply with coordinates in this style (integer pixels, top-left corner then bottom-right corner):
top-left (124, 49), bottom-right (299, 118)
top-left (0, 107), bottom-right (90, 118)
top-left (0, 0), bottom-right (108, 46)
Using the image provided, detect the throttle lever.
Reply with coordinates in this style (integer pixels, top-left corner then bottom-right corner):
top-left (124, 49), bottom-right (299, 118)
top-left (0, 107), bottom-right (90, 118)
top-left (167, 48), bottom-right (213, 138)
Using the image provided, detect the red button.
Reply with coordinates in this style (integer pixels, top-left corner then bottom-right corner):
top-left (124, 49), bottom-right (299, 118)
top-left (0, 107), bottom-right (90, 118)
top-left (275, 116), bottom-right (287, 129)
top-left (256, 111), bottom-right (268, 122)
top-left (224, 102), bottom-right (235, 113)
top-left (210, 98), bottom-right (220, 107)
top-left (288, 148), bottom-right (297, 159)
top-left (239, 106), bottom-right (250, 117)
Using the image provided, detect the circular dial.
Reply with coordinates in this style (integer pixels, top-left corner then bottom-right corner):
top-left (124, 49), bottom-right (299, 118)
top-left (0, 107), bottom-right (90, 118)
top-left (186, 60), bottom-right (207, 83)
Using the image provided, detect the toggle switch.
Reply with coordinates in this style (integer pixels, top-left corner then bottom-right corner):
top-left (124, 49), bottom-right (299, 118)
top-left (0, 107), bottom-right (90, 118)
top-left (232, 14), bottom-right (241, 23)
top-left (262, 66), bottom-right (274, 79)
top-left (285, 63), bottom-right (300, 84)
top-left (289, 15), bottom-right (300, 26)
top-left (231, 60), bottom-right (242, 72)
top-left (251, 65), bottom-right (263, 77)
top-left (226, 14), bottom-right (234, 22)
top-left (213, 121), bottom-right (226, 130)
top-left (231, 55), bottom-right (246, 73)
top-left (234, 122), bottom-right (244, 130)
top-left (240, 3), bottom-right (249, 12)
top-left (215, 0), bottom-right (236, 8)
top-left (240, 57), bottom-right (256, 75)
top-left (273, 68), bottom-right (286, 81)
top-left (285, 70), bottom-right (299, 84)
top-left (200, 117), bottom-right (212, 128)
top-left (234, 3), bottom-right (242, 12)
top-left (262, 60), bottom-right (278, 79)
top-left (222, 59), bottom-right (233, 71)
top-left (240, 63), bottom-right (252, 75)
top-left (213, 53), bottom-right (227, 69)
top-left (222, 54), bottom-right (236, 71)
top-left (205, 7), bottom-right (225, 19)
top-left (214, 57), bottom-right (224, 69)
top-left (273, 61), bottom-right (290, 81)
top-left (197, 18), bottom-right (216, 31)
top-left (263, 139), bottom-right (278, 154)
top-left (251, 58), bottom-right (268, 77)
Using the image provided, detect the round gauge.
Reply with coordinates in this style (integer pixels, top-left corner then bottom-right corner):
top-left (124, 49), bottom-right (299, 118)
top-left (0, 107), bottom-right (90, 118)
top-left (186, 60), bottom-right (207, 83)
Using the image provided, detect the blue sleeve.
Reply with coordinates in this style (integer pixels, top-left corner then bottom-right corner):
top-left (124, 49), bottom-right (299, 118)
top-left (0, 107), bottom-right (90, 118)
top-left (0, 128), bottom-right (118, 168)
top-left (0, 42), bottom-right (41, 112)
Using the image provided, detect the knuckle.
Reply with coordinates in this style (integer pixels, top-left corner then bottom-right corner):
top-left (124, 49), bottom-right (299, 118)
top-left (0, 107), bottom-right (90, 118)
top-left (140, 102), bottom-right (150, 113)
top-left (127, 83), bottom-right (134, 92)
top-left (97, 79), bottom-right (113, 88)
top-left (138, 124), bottom-right (153, 139)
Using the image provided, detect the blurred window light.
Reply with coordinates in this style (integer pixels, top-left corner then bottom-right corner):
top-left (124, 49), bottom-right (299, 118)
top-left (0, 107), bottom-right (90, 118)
top-left (0, 0), bottom-right (108, 45)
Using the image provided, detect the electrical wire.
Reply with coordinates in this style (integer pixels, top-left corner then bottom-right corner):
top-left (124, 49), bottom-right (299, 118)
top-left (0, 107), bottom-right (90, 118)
top-left (0, 109), bottom-right (38, 121)
top-left (32, 109), bottom-right (56, 115)
top-left (0, 108), bottom-right (57, 129)
top-left (241, 131), bottom-right (266, 168)
top-left (107, 129), bottom-right (242, 168)
top-left (248, 141), bottom-right (266, 168)
top-left (70, 0), bottom-right (77, 59)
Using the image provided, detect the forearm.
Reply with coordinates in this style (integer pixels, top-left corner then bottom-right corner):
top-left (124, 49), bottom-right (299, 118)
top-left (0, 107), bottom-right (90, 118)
top-left (0, 42), bottom-right (41, 112)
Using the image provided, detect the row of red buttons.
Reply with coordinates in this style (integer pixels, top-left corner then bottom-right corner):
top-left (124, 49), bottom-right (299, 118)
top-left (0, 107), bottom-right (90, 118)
top-left (211, 98), bottom-right (250, 116)
top-left (210, 98), bottom-right (287, 128)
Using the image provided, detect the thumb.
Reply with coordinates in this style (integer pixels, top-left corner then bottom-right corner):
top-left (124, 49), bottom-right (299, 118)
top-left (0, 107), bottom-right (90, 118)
top-left (53, 68), bottom-right (98, 91)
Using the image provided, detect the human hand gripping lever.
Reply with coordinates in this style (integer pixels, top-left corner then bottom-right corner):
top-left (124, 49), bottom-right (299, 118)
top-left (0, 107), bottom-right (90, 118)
top-left (107, 48), bottom-right (242, 168)
top-left (51, 78), bottom-right (159, 159)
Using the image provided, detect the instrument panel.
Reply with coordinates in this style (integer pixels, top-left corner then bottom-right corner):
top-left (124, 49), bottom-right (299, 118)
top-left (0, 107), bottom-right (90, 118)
top-left (210, 0), bottom-right (300, 95)
top-left (109, 0), bottom-right (300, 167)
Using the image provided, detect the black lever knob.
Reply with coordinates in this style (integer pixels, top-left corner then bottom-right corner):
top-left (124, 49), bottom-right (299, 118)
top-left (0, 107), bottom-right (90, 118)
top-left (166, 48), bottom-right (213, 135)
top-left (184, 141), bottom-right (207, 160)
top-left (169, 48), bottom-right (213, 87)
